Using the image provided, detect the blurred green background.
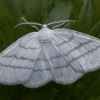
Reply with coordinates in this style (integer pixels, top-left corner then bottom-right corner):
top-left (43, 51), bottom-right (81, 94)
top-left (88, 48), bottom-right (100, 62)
top-left (0, 0), bottom-right (100, 100)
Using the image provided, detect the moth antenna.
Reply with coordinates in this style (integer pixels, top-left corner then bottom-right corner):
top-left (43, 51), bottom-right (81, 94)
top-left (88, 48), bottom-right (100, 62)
top-left (21, 17), bottom-right (39, 30)
top-left (53, 22), bottom-right (66, 29)
top-left (47, 20), bottom-right (77, 29)
top-left (14, 18), bottom-right (43, 30)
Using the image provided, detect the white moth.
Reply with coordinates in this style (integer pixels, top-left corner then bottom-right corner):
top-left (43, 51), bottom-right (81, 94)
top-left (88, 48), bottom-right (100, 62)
top-left (0, 17), bottom-right (100, 88)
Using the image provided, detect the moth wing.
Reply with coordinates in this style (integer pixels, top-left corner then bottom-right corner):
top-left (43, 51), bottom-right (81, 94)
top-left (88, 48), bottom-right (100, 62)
top-left (54, 28), bottom-right (100, 43)
top-left (23, 30), bottom-right (85, 87)
top-left (23, 48), bottom-right (52, 88)
top-left (0, 32), bottom-right (41, 85)
top-left (53, 29), bottom-right (100, 73)
top-left (24, 29), bottom-right (100, 86)
top-left (42, 37), bottom-right (84, 84)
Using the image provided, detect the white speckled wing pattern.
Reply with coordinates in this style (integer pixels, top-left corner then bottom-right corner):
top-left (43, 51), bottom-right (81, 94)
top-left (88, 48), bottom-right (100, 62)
top-left (0, 27), bottom-right (100, 88)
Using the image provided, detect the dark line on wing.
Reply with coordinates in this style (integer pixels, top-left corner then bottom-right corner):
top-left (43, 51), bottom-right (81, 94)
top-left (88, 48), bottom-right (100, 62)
top-left (64, 40), bottom-right (92, 56)
top-left (0, 44), bottom-right (100, 71)
top-left (2, 40), bottom-right (100, 62)
top-left (19, 44), bottom-right (40, 50)
top-left (0, 63), bottom-right (32, 70)
top-left (55, 35), bottom-right (74, 46)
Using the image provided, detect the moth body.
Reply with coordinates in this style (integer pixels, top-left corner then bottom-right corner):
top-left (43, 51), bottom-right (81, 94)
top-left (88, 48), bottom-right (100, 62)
top-left (38, 25), bottom-right (53, 46)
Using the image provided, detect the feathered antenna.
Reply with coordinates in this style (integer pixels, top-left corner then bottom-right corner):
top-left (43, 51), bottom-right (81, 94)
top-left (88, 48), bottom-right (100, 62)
top-left (14, 17), bottom-right (77, 30)
top-left (14, 17), bottom-right (43, 30)
top-left (47, 20), bottom-right (77, 29)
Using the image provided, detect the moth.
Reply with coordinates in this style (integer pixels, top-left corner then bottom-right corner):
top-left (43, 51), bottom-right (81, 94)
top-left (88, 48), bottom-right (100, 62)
top-left (0, 17), bottom-right (100, 88)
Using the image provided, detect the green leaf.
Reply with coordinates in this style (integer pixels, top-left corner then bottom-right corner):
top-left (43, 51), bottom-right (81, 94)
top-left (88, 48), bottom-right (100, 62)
top-left (93, 0), bottom-right (100, 22)
top-left (41, 0), bottom-right (55, 23)
top-left (3, 0), bottom-right (21, 19)
top-left (23, 0), bottom-right (55, 23)
top-left (15, 16), bottom-right (30, 40)
top-left (44, 0), bottom-right (73, 24)
top-left (90, 21), bottom-right (100, 37)
top-left (0, 16), bottom-right (16, 44)
top-left (0, 28), bottom-right (9, 49)
top-left (72, 0), bottom-right (83, 20)
top-left (94, 96), bottom-right (100, 100)
top-left (19, 0), bottom-right (32, 11)
top-left (5, 85), bottom-right (25, 100)
top-left (22, 7), bottom-right (30, 20)
top-left (53, 85), bottom-right (72, 100)
top-left (76, 0), bottom-right (94, 34)
top-left (0, 35), bottom-right (4, 51)
top-left (26, 0), bottom-right (43, 22)
top-left (69, 69), bottom-right (100, 100)
top-left (0, 85), bottom-right (9, 100)
top-left (42, 0), bottom-right (55, 12)
top-left (55, 0), bottom-right (62, 4)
